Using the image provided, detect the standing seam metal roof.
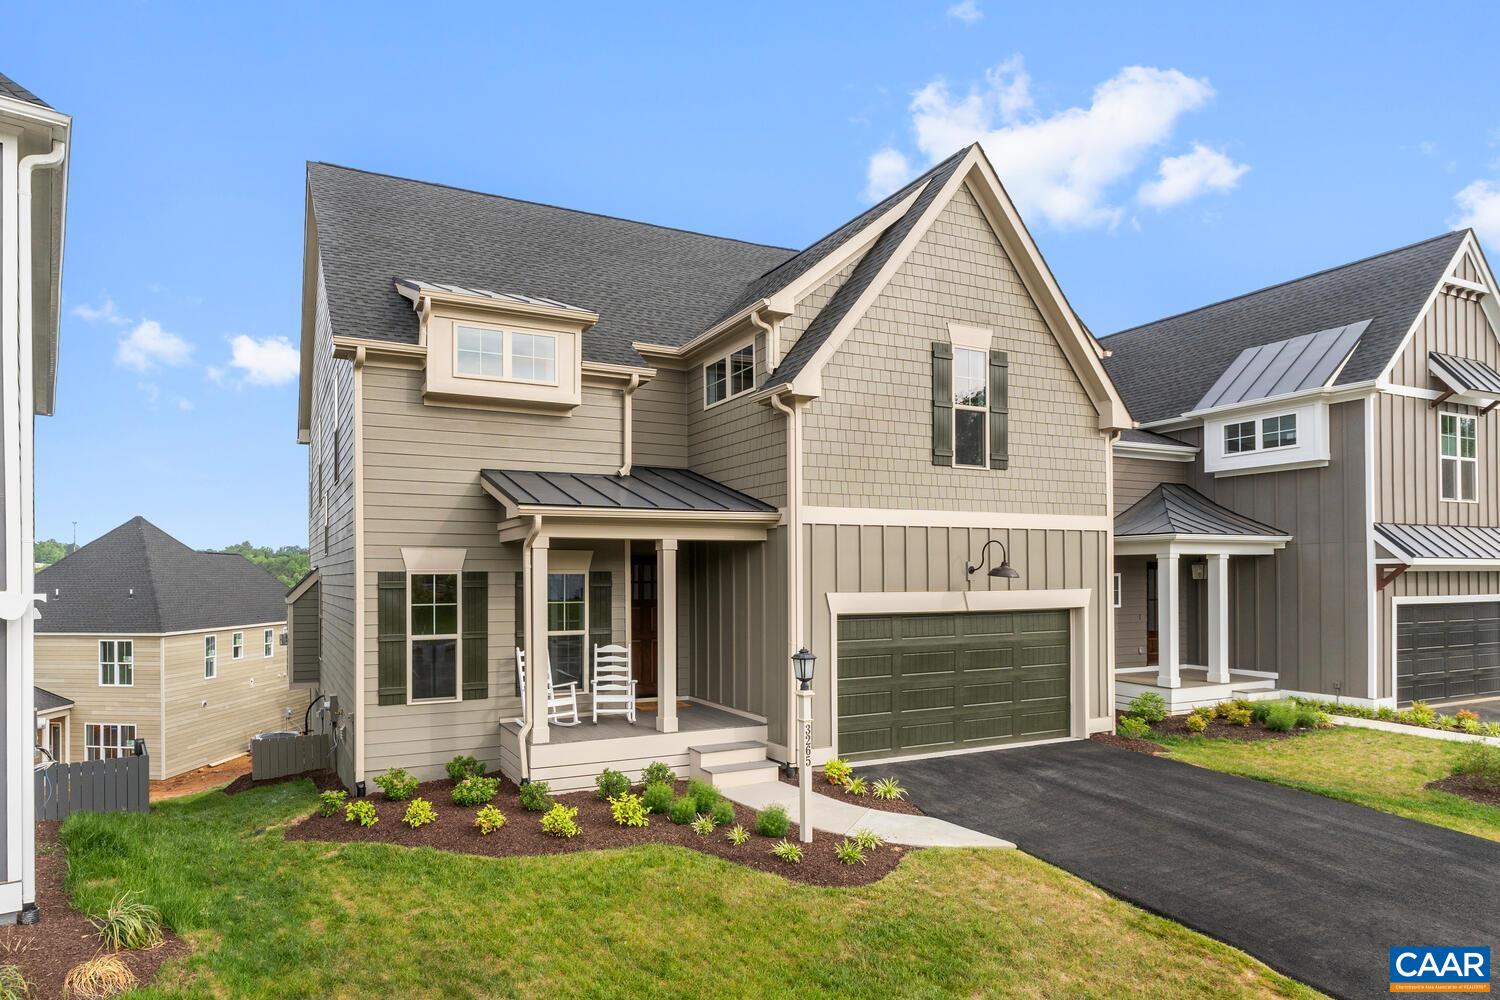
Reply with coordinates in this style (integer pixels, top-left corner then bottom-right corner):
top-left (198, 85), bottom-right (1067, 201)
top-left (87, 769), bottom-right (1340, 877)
top-left (1429, 352), bottom-right (1500, 395)
top-left (480, 467), bottom-right (776, 514)
top-left (1115, 484), bottom-right (1286, 538)
top-left (1193, 320), bottom-right (1369, 411)
top-left (1375, 523), bottom-right (1500, 562)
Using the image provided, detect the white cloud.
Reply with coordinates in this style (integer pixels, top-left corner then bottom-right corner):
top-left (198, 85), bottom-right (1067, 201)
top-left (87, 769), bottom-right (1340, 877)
top-left (72, 297), bottom-right (128, 325)
top-left (1138, 143), bottom-right (1249, 208)
top-left (226, 335), bottom-right (299, 386)
top-left (1453, 179), bottom-right (1500, 246)
top-left (116, 320), bottom-right (192, 371)
top-left (870, 59), bottom-right (1232, 228)
top-left (865, 148), bottom-right (915, 201)
top-left (947, 0), bottom-right (982, 23)
top-left (177, 398), bottom-right (195, 411)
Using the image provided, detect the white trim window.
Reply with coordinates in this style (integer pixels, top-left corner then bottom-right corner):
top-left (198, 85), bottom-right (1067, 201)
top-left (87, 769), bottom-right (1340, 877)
top-left (263, 628), bottom-right (274, 658)
top-left (84, 723), bottom-right (136, 761)
top-left (952, 347), bottom-right (988, 468)
top-left (704, 343), bottom-right (754, 408)
top-left (409, 572), bottom-right (460, 703)
top-left (1440, 411), bottom-right (1478, 503)
top-left (1261, 413), bottom-right (1298, 449)
top-left (1112, 573), bottom-right (1122, 609)
top-left (204, 635), bottom-right (217, 679)
top-left (98, 639), bottom-right (133, 687)
top-left (232, 631), bottom-right (244, 660)
top-left (455, 324), bottom-right (557, 384)
top-left (546, 570), bottom-right (588, 690)
top-left (1224, 420), bottom-right (1257, 454)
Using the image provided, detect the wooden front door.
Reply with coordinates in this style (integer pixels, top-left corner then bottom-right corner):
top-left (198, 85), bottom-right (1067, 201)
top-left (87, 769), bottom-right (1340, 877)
top-left (1145, 561), bottom-right (1159, 666)
top-left (630, 553), bottom-right (659, 697)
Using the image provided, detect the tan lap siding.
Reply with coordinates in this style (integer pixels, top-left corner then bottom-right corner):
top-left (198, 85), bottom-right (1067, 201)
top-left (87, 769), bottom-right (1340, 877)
top-left (1114, 456), bottom-right (1188, 510)
top-left (1376, 571), bottom-right (1500, 702)
top-left (35, 635), bottom-right (164, 778)
top-left (632, 368), bottom-right (687, 467)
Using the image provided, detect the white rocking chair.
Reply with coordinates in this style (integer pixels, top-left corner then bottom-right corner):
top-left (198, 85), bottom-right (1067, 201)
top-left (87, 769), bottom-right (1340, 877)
top-left (516, 647), bottom-right (581, 727)
top-left (592, 643), bottom-right (638, 724)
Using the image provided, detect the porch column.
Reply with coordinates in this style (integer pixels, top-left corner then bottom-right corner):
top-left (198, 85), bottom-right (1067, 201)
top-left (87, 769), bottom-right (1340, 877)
top-left (1207, 553), bottom-right (1231, 684)
top-left (528, 539), bottom-right (550, 745)
top-left (656, 539), bottom-right (678, 733)
top-left (1157, 553), bottom-right (1181, 688)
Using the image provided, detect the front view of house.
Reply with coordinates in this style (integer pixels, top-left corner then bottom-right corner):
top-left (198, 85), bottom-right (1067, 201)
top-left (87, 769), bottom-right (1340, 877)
top-left (291, 144), bottom-right (1131, 791)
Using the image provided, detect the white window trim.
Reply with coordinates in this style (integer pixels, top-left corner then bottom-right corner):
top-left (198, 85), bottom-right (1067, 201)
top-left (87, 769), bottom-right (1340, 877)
top-left (1112, 573), bottom-right (1122, 609)
top-left (204, 635), bottom-right (217, 679)
top-left (407, 571), bottom-right (462, 705)
top-left (84, 722), bottom-right (137, 761)
top-left (952, 345), bottom-right (989, 469)
top-left (263, 628), bottom-right (274, 658)
top-left (1224, 413), bottom-right (1300, 455)
top-left (1439, 410), bottom-right (1479, 504)
top-left (1223, 419), bottom-right (1257, 454)
top-left (232, 631), bottom-right (244, 660)
top-left (98, 639), bottom-right (134, 688)
top-left (452, 321), bottom-right (560, 388)
top-left (544, 550), bottom-right (593, 694)
top-left (702, 339), bottom-right (756, 410)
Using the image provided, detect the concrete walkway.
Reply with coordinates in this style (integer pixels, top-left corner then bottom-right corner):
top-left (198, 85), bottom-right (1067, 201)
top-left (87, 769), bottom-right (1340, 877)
top-left (719, 781), bottom-right (1013, 848)
top-left (1328, 712), bottom-right (1500, 745)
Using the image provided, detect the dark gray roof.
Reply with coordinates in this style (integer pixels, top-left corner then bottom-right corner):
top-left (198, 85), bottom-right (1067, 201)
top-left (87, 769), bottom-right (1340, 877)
top-left (395, 279), bottom-right (591, 316)
top-left (1430, 351), bottom-right (1500, 395)
top-left (1194, 320), bottom-right (1369, 411)
top-left (1375, 522), bottom-right (1500, 563)
top-left (481, 466), bottom-right (776, 514)
top-left (1118, 428), bottom-right (1195, 449)
top-left (36, 517), bottom-right (290, 634)
top-left (0, 72), bottom-right (49, 109)
top-left (1115, 484), bottom-right (1286, 538)
top-left (1104, 231), bottom-right (1469, 423)
top-left (308, 164), bottom-right (797, 367)
top-left (35, 687), bottom-right (72, 712)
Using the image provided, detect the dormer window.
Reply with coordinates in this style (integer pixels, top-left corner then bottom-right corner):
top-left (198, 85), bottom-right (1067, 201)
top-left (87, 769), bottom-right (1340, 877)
top-left (455, 325), bottom-right (557, 385)
top-left (1261, 414), bottom-right (1297, 449)
top-left (705, 343), bottom-right (754, 408)
top-left (1224, 421), bottom-right (1256, 454)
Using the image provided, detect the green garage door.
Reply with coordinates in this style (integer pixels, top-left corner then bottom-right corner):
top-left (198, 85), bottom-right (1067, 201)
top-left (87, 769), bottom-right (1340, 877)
top-left (837, 610), bottom-right (1070, 762)
top-left (1397, 602), bottom-right (1500, 703)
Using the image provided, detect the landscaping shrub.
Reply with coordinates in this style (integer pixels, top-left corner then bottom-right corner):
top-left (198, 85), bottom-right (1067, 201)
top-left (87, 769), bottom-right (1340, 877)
top-left (844, 775), bottom-right (869, 797)
top-left (1452, 743), bottom-right (1500, 786)
top-left (725, 823), bottom-right (750, 846)
top-left (0, 964), bottom-right (27, 1000)
top-left (1375, 706), bottom-right (1396, 720)
top-left (609, 793), bottom-right (650, 828)
top-left (690, 814), bottom-right (716, 835)
top-left (1183, 713), bottom-right (1208, 734)
top-left (852, 828), bottom-right (884, 852)
top-left (451, 775), bottom-right (499, 806)
top-left (372, 767), bottom-right (418, 802)
top-left (1263, 703), bottom-right (1299, 733)
top-left (834, 839), bottom-right (866, 865)
top-left (1250, 700), bottom-right (1279, 724)
top-left (1199, 703), bottom-right (1220, 720)
top-left (770, 839), bottom-right (803, 863)
top-left (62, 956), bottom-right (135, 1000)
top-left (686, 778), bottom-right (720, 812)
top-left (317, 789), bottom-right (348, 817)
top-left (1116, 716), bottom-right (1152, 740)
top-left (1407, 700), bottom-right (1436, 726)
top-left (1293, 704), bottom-right (1323, 729)
top-left (1461, 718), bottom-right (1482, 735)
top-left (641, 780), bottom-right (674, 815)
top-left (1457, 709), bottom-right (1480, 725)
top-left (540, 803), bottom-right (580, 838)
top-left (823, 758), bottom-right (853, 786)
top-left (709, 798), bottom-right (735, 826)
top-left (345, 800), bottom-right (378, 827)
top-left (1223, 707), bottom-right (1253, 727)
top-left (669, 795), bottom-right (699, 825)
top-left (445, 755), bottom-right (486, 782)
top-left (872, 777), bottom-right (907, 801)
top-left (1485, 722), bottom-right (1500, 738)
top-left (403, 798), bottom-right (437, 828)
top-left (91, 890), bottom-right (166, 951)
top-left (474, 804), bottom-right (507, 835)
top-left (518, 781), bottom-right (552, 812)
top-left (1126, 691), bottom-right (1167, 723)
top-left (595, 768), bottom-right (630, 801)
top-left (755, 804), bottom-right (791, 838)
top-left (642, 760), bottom-right (674, 786)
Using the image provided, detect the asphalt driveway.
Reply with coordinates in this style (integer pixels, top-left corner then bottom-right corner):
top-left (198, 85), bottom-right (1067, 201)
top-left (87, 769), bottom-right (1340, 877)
top-left (881, 741), bottom-right (1500, 1000)
top-left (1433, 696), bottom-right (1500, 723)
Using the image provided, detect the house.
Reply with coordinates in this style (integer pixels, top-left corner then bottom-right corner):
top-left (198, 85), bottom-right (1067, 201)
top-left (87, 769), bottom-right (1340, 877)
top-left (1104, 230), bottom-right (1500, 712)
top-left (0, 71), bottom-right (67, 923)
top-left (35, 517), bottom-right (302, 779)
top-left (291, 143), bottom-right (1131, 793)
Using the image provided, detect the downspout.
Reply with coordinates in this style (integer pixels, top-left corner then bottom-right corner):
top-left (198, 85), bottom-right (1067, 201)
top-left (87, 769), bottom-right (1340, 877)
top-left (516, 513), bottom-right (543, 780)
top-left (749, 307), bottom-right (778, 374)
top-left (617, 373), bottom-right (640, 476)
top-left (351, 345), bottom-right (367, 793)
top-left (769, 389), bottom-right (802, 764)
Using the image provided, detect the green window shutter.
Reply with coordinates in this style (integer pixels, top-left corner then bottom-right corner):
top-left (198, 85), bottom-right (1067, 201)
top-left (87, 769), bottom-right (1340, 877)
top-left (513, 571), bottom-right (525, 697)
top-left (461, 572), bottom-right (488, 701)
top-left (588, 570), bottom-right (613, 658)
top-left (932, 341), bottom-right (953, 466)
top-left (989, 349), bottom-right (1009, 471)
top-left (376, 572), bottom-right (407, 706)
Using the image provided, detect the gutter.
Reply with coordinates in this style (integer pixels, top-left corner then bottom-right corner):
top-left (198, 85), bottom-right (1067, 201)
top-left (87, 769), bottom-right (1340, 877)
top-left (749, 306), bottom-right (777, 372)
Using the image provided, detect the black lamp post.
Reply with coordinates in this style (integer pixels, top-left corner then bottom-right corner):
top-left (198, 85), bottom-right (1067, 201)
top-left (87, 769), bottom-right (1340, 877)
top-left (792, 647), bottom-right (816, 844)
top-left (965, 539), bottom-right (1020, 582)
top-left (792, 647), bottom-right (816, 691)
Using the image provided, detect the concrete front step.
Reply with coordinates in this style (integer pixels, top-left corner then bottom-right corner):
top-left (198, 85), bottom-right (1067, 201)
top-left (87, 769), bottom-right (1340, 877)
top-left (694, 759), bottom-right (781, 789)
top-left (689, 740), bottom-right (768, 769)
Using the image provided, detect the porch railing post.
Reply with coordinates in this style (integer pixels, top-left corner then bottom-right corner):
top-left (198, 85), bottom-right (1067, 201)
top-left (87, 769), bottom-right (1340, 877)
top-left (656, 539), bottom-right (678, 733)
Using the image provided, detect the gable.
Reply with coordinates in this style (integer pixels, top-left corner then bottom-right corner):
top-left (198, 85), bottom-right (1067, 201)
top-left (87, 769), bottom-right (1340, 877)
top-left (1386, 236), bottom-right (1500, 390)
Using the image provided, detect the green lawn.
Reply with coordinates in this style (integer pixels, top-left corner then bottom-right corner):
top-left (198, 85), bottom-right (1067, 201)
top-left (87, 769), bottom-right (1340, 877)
top-left (1157, 725), bottom-right (1500, 842)
top-left (58, 780), bottom-right (1320, 999)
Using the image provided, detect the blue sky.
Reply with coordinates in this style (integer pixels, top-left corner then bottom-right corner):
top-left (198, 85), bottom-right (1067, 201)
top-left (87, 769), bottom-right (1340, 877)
top-left (13, 2), bottom-right (1500, 550)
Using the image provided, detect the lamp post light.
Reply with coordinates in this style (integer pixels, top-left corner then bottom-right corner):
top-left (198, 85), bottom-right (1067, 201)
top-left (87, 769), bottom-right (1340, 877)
top-left (792, 647), bottom-right (816, 845)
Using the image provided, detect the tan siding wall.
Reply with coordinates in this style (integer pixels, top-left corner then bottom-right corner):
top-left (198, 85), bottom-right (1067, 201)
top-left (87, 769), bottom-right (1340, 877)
top-left (1386, 285), bottom-right (1500, 388)
top-left (773, 257), bottom-right (860, 371)
top-left (685, 364), bottom-right (786, 508)
top-left (1114, 455), bottom-right (1188, 510)
top-left (36, 635), bottom-right (165, 778)
top-left (802, 183), bottom-right (1108, 513)
top-left (632, 367), bottom-right (688, 468)
top-left (1376, 571), bottom-right (1500, 701)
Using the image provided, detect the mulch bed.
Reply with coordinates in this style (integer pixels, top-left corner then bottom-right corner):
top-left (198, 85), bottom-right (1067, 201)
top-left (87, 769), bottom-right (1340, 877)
top-left (1151, 714), bottom-right (1300, 742)
top-left (224, 767), bottom-right (343, 797)
top-left (1426, 774), bottom-right (1500, 808)
top-left (285, 776), bottom-right (909, 887)
top-left (1089, 733), bottom-right (1165, 755)
top-left (0, 824), bottom-right (190, 999)
top-left (778, 772), bottom-right (924, 815)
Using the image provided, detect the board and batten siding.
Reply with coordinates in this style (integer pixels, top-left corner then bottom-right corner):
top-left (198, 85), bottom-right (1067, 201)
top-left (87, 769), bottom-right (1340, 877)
top-left (1114, 455), bottom-right (1188, 510)
top-left (35, 635), bottom-right (165, 778)
top-left (1376, 570), bottom-right (1500, 702)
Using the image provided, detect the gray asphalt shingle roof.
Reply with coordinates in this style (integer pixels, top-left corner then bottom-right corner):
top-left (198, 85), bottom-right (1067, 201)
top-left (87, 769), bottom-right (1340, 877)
top-left (1429, 351), bottom-right (1500, 396)
top-left (1115, 484), bottom-right (1286, 538)
top-left (1104, 231), bottom-right (1469, 423)
top-left (0, 71), bottom-right (49, 109)
top-left (35, 687), bottom-right (72, 712)
top-left (1375, 522), bottom-right (1500, 563)
top-left (36, 517), bottom-right (289, 634)
top-left (1118, 428), bottom-right (1195, 449)
top-left (481, 466), bottom-right (776, 514)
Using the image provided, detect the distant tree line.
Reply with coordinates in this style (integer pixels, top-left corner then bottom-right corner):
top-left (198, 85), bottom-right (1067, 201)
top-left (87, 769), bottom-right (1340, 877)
top-left (34, 538), bottom-right (69, 569)
top-left (222, 542), bottom-right (310, 588)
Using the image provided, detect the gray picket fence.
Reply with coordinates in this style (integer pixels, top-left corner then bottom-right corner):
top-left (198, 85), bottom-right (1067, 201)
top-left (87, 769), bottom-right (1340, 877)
top-left (35, 755), bottom-right (150, 820)
top-left (251, 732), bottom-right (330, 781)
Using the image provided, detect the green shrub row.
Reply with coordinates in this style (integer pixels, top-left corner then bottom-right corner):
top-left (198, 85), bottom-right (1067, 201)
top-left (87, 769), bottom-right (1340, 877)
top-left (1292, 697), bottom-right (1500, 738)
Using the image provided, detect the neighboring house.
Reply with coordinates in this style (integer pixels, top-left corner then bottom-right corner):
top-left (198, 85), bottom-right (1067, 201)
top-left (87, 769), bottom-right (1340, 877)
top-left (292, 142), bottom-right (1130, 792)
top-left (0, 72), bottom-right (68, 923)
top-left (35, 517), bottom-right (301, 779)
top-left (1104, 230), bottom-right (1500, 711)
top-left (34, 686), bottom-right (72, 763)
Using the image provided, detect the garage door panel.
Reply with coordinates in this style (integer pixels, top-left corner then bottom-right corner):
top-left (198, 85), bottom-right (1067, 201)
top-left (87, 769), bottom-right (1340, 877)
top-left (959, 612), bottom-right (1016, 636)
top-left (902, 651), bottom-right (957, 676)
top-left (1021, 676), bottom-right (1068, 702)
top-left (962, 715), bottom-right (1014, 743)
top-left (899, 721), bottom-right (956, 749)
top-left (1019, 706), bottom-right (1070, 737)
top-left (838, 690), bottom-right (891, 720)
top-left (902, 615), bottom-right (959, 639)
top-left (961, 681), bottom-right (1013, 707)
top-left (839, 726), bottom-right (893, 757)
top-left (961, 646), bottom-right (1014, 670)
top-left (841, 653), bottom-right (892, 681)
top-left (899, 686), bottom-right (956, 714)
top-left (1397, 601), bottom-right (1500, 704)
top-left (839, 617), bottom-right (893, 642)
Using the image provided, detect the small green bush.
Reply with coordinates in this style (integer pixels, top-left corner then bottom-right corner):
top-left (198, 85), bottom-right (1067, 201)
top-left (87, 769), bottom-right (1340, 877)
top-left (1223, 706), bottom-right (1253, 727)
top-left (709, 798), bottom-right (735, 826)
top-left (346, 799), bottom-right (378, 827)
top-left (403, 798), bottom-right (437, 828)
top-left (852, 828), bottom-right (884, 852)
top-left (1250, 699), bottom-right (1278, 724)
top-left (1376, 706), bottom-right (1397, 721)
top-left (823, 758), bottom-right (853, 786)
top-left (755, 804), bottom-right (790, 838)
top-left (595, 768), bottom-right (630, 801)
top-left (641, 760), bottom-right (674, 786)
top-left (1485, 722), bottom-right (1500, 739)
top-left (844, 775), bottom-right (869, 797)
top-left (1452, 742), bottom-right (1500, 785)
top-left (474, 804), bottom-right (507, 835)
top-left (669, 795), bottom-right (699, 825)
top-left (445, 755), bottom-right (486, 782)
top-left (1293, 704), bottom-right (1323, 729)
top-left (317, 789), bottom-right (348, 817)
top-left (540, 803), bottom-right (580, 838)
top-left (1263, 704), bottom-right (1298, 732)
top-left (1126, 691), bottom-right (1168, 723)
top-left (1456, 708), bottom-right (1480, 724)
top-left (90, 891), bottom-right (165, 951)
top-left (770, 839), bottom-right (803, 863)
top-left (0, 964), bottom-right (27, 1000)
top-left (641, 780), bottom-right (675, 814)
top-left (372, 767), bottom-right (418, 802)
top-left (1116, 716), bottom-right (1152, 740)
top-left (1461, 718), bottom-right (1482, 735)
top-left (725, 823), bottom-right (750, 846)
top-left (871, 777), bottom-right (906, 801)
top-left (609, 793), bottom-right (650, 828)
top-left (1407, 700), bottom-right (1436, 726)
top-left (451, 774), bottom-right (499, 806)
top-left (518, 781), bottom-right (552, 812)
top-left (690, 813), bottom-right (716, 835)
top-left (686, 778), bottom-right (720, 812)
top-left (1183, 713), bottom-right (1208, 734)
top-left (834, 839), bottom-right (866, 865)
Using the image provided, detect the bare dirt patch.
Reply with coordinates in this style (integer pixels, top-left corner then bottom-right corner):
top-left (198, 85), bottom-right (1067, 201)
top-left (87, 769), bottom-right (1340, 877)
top-left (778, 772), bottom-right (924, 815)
top-left (1426, 774), bottom-right (1500, 808)
top-left (151, 754), bottom-right (251, 801)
